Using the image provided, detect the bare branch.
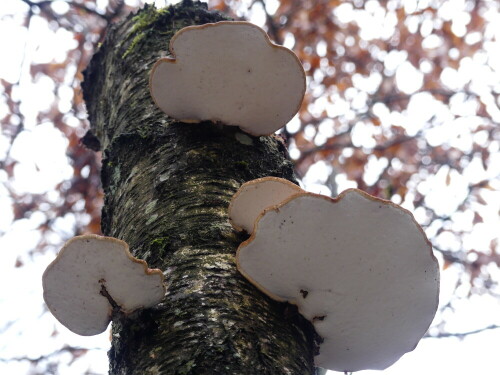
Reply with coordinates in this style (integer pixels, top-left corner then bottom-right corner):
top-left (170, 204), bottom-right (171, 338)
top-left (433, 247), bottom-right (467, 266)
top-left (425, 324), bottom-right (500, 339)
top-left (0, 345), bottom-right (105, 364)
top-left (296, 128), bottom-right (421, 164)
top-left (19, 0), bottom-right (110, 21)
top-left (254, 0), bottom-right (283, 44)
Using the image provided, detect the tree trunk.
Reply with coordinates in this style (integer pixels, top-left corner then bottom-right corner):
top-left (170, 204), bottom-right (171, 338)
top-left (82, 1), bottom-right (317, 374)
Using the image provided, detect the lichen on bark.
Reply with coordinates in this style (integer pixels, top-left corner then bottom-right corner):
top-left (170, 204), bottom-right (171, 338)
top-left (82, 1), bottom-right (317, 374)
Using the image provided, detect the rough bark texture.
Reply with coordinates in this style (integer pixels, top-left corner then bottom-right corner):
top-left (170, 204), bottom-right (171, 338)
top-left (82, 1), bottom-right (317, 374)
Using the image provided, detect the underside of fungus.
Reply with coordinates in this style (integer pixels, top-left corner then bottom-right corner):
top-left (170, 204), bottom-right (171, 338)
top-left (235, 188), bottom-right (440, 372)
top-left (42, 235), bottom-right (166, 336)
top-left (149, 21), bottom-right (306, 136)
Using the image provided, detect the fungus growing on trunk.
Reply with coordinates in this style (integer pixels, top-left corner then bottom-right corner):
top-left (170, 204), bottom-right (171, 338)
top-left (228, 176), bottom-right (303, 233)
top-left (42, 235), bottom-right (166, 336)
top-left (149, 21), bottom-right (306, 136)
top-left (234, 186), bottom-right (440, 372)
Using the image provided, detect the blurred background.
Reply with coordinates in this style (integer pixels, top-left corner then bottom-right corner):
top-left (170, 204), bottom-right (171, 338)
top-left (0, 0), bottom-right (499, 374)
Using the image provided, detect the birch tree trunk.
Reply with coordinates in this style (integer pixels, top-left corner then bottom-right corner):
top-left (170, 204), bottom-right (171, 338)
top-left (82, 1), bottom-right (317, 373)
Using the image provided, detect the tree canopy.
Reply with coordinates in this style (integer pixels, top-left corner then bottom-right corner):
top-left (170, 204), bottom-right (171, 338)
top-left (0, 0), bottom-right (499, 373)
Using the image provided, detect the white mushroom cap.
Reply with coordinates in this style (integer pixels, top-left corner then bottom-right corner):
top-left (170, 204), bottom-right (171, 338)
top-left (228, 177), bottom-right (303, 233)
top-left (236, 189), bottom-right (439, 372)
top-left (149, 21), bottom-right (306, 136)
top-left (42, 235), bottom-right (166, 336)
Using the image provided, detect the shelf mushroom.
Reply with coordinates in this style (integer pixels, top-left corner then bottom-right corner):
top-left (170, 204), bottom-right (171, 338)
top-left (149, 21), bottom-right (306, 136)
top-left (228, 176), bottom-right (304, 233)
top-left (234, 185), bottom-right (440, 372)
top-left (42, 235), bottom-right (166, 336)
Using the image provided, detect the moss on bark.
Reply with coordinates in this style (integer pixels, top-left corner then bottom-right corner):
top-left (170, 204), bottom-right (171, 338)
top-left (83, 1), bottom-right (317, 374)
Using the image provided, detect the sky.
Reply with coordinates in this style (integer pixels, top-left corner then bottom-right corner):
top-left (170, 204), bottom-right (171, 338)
top-left (0, 0), bottom-right (500, 374)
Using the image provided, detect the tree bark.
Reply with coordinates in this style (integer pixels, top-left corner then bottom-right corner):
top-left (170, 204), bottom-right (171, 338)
top-left (82, 1), bottom-right (317, 374)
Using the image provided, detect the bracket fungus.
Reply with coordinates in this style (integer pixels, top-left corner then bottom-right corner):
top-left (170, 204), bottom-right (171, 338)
top-left (42, 235), bottom-right (166, 336)
top-left (149, 21), bottom-right (306, 136)
top-left (233, 184), bottom-right (440, 372)
top-left (228, 176), bottom-right (303, 233)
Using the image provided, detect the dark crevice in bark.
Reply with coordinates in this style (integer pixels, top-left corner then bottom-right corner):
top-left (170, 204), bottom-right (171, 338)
top-left (83, 1), bottom-right (318, 374)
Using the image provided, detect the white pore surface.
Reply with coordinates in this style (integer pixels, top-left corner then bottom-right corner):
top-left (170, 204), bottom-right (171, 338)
top-left (229, 177), bottom-right (303, 233)
top-left (150, 21), bottom-right (306, 136)
top-left (237, 190), bottom-right (439, 372)
top-left (42, 236), bottom-right (165, 336)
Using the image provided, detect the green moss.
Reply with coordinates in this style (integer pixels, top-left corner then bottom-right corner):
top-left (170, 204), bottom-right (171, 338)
top-left (147, 236), bottom-right (172, 259)
top-left (122, 6), bottom-right (172, 59)
top-left (178, 359), bottom-right (196, 374)
top-left (150, 236), bottom-right (169, 247)
top-left (122, 33), bottom-right (147, 59)
top-left (234, 160), bottom-right (249, 170)
top-left (131, 7), bottom-right (170, 34)
top-left (185, 148), bottom-right (221, 164)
